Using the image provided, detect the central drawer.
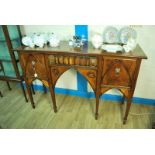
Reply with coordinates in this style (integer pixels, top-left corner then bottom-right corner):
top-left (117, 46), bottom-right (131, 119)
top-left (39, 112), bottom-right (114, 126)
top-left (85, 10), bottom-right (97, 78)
top-left (48, 54), bottom-right (97, 68)
top-left (101, 57), bottom-right (137, 87)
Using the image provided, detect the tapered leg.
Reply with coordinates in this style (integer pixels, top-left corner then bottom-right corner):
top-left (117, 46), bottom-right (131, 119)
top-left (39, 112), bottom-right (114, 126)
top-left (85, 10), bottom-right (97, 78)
top-left (6, 81), bottom-right (11, 90)
top-left (20, 81), bottom-right (28, 102)
top-left (95, 94), bottom-right (100, 120)
top-left (123, 98), bottom-right (132, 124)
top-left (31, 84), bottom-right (35, 95)
top-left (26, 83), bottom-right (35, 109)
top-left (0, 91), bottom-right (3, 97)
top-left (48, 84), bottom-right (57, 113)
top-left (43, 84), bottom-right (47, 94)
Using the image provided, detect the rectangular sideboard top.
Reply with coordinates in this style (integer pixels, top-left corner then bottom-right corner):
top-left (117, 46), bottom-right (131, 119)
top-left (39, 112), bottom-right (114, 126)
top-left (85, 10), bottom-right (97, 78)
top-left (13, 41), bottom-right (147, 59)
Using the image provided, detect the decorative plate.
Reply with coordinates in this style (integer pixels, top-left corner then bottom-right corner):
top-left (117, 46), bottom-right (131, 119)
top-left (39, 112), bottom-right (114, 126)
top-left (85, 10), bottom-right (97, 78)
top-left (103, 26), bottom-right (119, 43)
top-left (119, 27), bottom-right (137, 44)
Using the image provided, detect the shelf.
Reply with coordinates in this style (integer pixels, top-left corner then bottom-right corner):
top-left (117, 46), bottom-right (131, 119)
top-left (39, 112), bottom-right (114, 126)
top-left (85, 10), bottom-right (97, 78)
top-left (0, 68), bottom-right (22, 77)
top-left (0, 56), bottom-right (19, 62)
top-left (0, 37), bottom-right (21, 42)
top-left (0, 74), bottom-right (22, 82)
top-left (0, 56), bottom-right (12, 62)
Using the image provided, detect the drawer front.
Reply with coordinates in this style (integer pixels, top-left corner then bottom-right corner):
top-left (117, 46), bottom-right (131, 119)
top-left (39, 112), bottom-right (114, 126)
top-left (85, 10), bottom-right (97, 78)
top-left (20, 53), bottom-right (47, 79)
top-left (102, 58), bottom-right (136, 87)
top-left (48, 54), bottom-right (97, 68)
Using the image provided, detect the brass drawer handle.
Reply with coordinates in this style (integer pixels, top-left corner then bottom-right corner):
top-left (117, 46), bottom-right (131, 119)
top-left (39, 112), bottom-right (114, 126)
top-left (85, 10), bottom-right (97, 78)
top-left (32, 61), bottom-right (36, 65)
top-left (115, 68), bottom-right (121, 75)
top-left (34, 73), bottom-right (38, 77)
top-left (31, 60), bottom-right (38, 77)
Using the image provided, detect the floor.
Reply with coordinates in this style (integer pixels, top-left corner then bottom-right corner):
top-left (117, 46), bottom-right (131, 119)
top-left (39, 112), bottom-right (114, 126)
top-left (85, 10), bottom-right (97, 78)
top-left (0, 81), bottom-right (155, 129)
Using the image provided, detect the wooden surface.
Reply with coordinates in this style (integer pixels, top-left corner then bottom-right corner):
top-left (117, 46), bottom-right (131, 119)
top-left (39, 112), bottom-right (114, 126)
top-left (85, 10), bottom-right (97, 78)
top-left (15, 42), bottom-right (147, 124)
top-left (0, 82), bottom-right (155, 129)
top-left (14, 41), bottom-right (147, 59)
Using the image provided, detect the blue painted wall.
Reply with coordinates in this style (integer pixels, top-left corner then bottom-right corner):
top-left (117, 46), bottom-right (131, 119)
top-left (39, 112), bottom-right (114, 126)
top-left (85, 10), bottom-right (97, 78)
top-left (75, 25), bottom-right (88, 93)
top-left (31, 84), bottom-right (155, 106)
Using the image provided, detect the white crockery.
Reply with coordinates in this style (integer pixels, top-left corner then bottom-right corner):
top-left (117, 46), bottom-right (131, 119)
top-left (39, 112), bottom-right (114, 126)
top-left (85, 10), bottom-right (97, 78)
top-left (49, 33), bottom-right (60, 47)
top-left (33, 34), bottom-right (45, 48)
top-left (119, 27), bottom-right (137, 44)
top-left (41, 33), bottom-right (50, 44)
top-left (22, 33), bottom-right (61, 48)
top-left (92, 34), bottom-right (103, 49)
top-left (123, 45), bottom-right (131, 52)
top-left (69, 40), bottom-right (74, 46)
top-left (127, 38), bottom-right (137, 49)
top-left (22, 36), bottom-right (35, 48)
top-left (123, 38), bottom-right (137, 52)
top-left (101, 44), bottom-right (123, 52)
top-left (103, 26), bottom-right (118, 43)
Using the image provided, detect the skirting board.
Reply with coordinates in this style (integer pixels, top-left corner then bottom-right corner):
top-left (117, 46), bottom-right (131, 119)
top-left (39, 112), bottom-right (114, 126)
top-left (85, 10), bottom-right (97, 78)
top-left (27, 84), bottom-right (155, 106)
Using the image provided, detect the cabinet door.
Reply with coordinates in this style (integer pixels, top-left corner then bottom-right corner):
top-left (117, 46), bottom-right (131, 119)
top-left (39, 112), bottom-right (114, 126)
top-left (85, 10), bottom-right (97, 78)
top-left (102, 57), bottom-right (136, 87)
top-left (20, 53), bottom-right (48, 80)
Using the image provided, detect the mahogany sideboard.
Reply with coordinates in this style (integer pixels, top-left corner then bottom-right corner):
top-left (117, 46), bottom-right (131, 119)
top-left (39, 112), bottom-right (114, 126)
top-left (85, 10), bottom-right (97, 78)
top-left (13, 41), bottom-right (147, 124)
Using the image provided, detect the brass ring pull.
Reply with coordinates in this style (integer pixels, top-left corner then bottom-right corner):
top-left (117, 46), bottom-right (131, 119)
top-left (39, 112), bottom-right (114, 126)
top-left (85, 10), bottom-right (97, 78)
top-left (31, 61), bottom-right (37, 77)
top-left (34, 73), bottom-right (38, 77)
top-left (32, 61), bottom-right (36, 66)
top-left (115, 68), bottom-right (121, 75)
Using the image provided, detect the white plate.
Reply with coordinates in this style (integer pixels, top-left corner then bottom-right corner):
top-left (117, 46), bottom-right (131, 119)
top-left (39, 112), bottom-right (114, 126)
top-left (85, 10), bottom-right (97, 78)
top-left (103, 26), bottom-right (118, 43)
top-left (119, 27), bottom-right (137, 44)
top-left (101, 44), bottom-right (123, 53)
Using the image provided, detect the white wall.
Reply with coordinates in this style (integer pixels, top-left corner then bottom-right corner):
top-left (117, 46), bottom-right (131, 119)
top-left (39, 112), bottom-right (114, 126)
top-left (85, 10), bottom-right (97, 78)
top-left (20, 25), bottom-right (155, 99)
top-left (132, 26), bottom-right (155, 99)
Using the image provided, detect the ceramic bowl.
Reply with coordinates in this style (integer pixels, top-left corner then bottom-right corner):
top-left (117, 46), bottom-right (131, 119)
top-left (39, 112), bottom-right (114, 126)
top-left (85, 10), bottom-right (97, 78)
top-left (22, 36), bottom-right (35, 48)
top-left (92, 34), bottom-right (103, 49)
top-left (123, 38), bottom-right (137, 52)
top-left (49, 33), bottom-right (60, 47)
top-left (33, 34), bottom-right (45, 48)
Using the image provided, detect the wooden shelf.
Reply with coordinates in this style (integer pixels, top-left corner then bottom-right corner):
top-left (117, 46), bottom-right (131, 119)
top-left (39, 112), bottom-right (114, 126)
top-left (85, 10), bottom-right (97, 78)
top-left (0, 57), bottom-right (19, 63)
top-left (0, 37), bottom-right (21, 42)
top-left (0, 25), bottom-right (28, 102)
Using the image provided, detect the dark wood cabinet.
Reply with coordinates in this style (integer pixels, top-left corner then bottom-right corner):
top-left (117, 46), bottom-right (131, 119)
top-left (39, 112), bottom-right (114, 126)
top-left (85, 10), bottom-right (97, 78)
top-left (14, 41), bottom-right (147, 124)
top-left (0, 25), bottom-right (28, 101)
